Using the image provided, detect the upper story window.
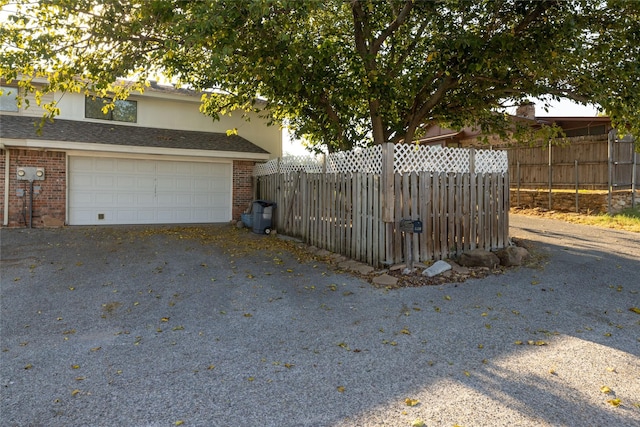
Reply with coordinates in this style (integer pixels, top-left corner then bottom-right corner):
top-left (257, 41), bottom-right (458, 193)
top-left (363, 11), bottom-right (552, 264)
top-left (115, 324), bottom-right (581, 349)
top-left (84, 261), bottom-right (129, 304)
top-left (85, 96), bottom-right (137, 123)
top-left (0, 86), bottom-right (19, 112)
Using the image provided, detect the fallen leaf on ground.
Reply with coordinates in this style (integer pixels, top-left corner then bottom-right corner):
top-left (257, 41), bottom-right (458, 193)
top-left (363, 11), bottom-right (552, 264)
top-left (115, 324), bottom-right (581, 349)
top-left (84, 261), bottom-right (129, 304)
top-left (404, 398), bottom-right (419, 406)
top-left (607, 398), bottom-right (621, 407)
top-left (337, 386), bottom-right (345, 393)
top-left (629, 307), bottom-right (640, 315)
top-left (600, 386), bottom-right (612, 394)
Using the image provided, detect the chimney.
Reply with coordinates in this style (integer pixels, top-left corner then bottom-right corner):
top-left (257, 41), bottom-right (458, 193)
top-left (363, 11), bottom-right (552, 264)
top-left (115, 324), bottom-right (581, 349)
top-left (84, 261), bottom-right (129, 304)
top-left (516, 102), bottom-right (535, 120)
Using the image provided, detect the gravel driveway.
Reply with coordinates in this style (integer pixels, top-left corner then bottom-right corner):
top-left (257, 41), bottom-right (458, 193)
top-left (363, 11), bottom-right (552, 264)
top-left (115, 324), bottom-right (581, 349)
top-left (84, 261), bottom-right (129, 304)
top-left (1, 215), bottom-right (639, 427)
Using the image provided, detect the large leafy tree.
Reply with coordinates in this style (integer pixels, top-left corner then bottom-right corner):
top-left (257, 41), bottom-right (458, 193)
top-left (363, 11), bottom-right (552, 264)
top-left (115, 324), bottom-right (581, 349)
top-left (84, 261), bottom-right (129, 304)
top-left (1, 0), bottom-right (638, 152)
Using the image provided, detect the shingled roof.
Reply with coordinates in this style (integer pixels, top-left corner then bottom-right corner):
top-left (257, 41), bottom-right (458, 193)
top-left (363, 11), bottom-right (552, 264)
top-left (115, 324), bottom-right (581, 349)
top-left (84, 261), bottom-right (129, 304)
top-left (0, 115), bottom-right (269, 154)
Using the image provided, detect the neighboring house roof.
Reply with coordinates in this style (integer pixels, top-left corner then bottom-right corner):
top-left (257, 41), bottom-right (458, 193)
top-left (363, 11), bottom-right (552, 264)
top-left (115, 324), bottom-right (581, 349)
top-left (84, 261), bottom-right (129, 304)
top-left (416, 114), bottom-right (612, 146)
top-left (0, 115), bottom-right (269, 155)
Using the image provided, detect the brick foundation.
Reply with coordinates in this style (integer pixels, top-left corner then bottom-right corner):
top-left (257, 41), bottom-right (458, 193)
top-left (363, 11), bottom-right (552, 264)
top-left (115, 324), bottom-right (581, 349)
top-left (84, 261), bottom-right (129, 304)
top-left (0, 148), bottom-right (67, 227)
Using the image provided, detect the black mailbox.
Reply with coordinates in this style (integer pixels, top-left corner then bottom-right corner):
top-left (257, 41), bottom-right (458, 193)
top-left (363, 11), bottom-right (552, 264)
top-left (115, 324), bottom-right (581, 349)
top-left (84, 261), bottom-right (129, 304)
top-left (400, 219), bottom-right (423, 234)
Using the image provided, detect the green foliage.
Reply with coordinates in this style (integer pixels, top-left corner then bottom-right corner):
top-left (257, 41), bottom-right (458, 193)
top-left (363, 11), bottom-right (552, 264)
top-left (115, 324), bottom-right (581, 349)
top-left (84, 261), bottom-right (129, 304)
top-left (1, 0), bottom-right (638, 152)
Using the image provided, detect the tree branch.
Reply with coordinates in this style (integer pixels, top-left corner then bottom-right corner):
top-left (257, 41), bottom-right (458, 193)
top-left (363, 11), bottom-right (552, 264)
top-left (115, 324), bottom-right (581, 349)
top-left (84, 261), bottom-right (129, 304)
top-left (513, 1), bottom-right (558, 35)
top-left (371, 0), bottom-right (414, 54)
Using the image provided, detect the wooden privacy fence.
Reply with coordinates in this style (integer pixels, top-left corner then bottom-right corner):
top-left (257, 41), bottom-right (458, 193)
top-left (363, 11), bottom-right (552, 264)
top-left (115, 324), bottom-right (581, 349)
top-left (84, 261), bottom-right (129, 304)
top-left (507, 133), bottom-right (638, 211)
top-left (254, 144), bottom-right (509, 267)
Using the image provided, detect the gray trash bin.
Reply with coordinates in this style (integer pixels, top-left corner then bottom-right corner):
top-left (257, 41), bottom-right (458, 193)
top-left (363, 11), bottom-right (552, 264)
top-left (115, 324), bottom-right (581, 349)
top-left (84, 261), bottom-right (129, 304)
top-left (252, 200), bottom-right (276, 234)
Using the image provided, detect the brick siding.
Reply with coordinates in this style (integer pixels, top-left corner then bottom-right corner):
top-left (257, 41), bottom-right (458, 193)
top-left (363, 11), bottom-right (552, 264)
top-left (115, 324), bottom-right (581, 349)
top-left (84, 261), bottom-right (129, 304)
top-left (0, 149), bottom-right (66, 227)
top-left (232, 160), bottom-right (255, 220)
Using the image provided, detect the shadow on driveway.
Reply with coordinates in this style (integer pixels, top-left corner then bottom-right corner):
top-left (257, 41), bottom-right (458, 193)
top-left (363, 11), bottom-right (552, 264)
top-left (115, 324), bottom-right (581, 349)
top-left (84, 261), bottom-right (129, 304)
top-left (1, 220), bottom-right (639, 426)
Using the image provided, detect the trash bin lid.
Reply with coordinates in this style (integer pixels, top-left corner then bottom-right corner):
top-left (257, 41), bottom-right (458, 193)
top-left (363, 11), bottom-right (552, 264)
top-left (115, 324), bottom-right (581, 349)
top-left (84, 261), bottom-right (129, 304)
top-left (253, 200), bottom-right (276, 208)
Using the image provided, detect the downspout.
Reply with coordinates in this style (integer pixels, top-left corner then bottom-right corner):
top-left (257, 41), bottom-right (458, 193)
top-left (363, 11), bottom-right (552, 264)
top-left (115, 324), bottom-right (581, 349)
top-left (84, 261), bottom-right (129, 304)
top-left (3, 146), bottom-right (9, 226)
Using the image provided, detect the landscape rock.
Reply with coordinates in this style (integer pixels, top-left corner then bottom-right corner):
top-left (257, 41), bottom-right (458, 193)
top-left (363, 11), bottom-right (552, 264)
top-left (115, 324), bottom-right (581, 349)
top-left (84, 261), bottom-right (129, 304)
top-left (495, 246), bottom-right (530, 267)
top-left (458, 249), bottom-right (500, 268)
top-left (372, 274), bottom-right (398, 287)
top-left (448, 260), bottom-right (470, 275)
top-left (422, 260), bottom-right (452, 277)
top-left (339, 260), bottom-right (374, 275)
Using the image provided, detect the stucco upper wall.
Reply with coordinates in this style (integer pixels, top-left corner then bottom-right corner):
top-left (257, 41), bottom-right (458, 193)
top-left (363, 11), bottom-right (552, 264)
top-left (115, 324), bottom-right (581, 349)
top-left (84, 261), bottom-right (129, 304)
top-left (10, 88), bottom-right (282, 158)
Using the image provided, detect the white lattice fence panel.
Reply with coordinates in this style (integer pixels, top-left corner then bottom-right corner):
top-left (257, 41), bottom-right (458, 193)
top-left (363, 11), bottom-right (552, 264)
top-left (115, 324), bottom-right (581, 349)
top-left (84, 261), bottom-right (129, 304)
top-left (475, 149), bottom-right (508, 173)
top-left (254, 144), bottom-right (508, 176)
top-left (394, 144), bottom-right (470, 173)
top-left (326, 145), bottom-right (381, 174)
top-left (253, 159), bottom-right (278, 176)
top-left (279, 155), bottom-right (324, 174)
top-left (253, 156), bottom-right (323, 176)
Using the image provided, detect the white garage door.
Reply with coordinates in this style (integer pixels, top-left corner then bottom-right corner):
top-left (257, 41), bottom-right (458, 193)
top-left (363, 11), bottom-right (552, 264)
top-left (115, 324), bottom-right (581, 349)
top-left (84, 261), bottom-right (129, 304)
top-left (69, 157), bottom-right (232, 225)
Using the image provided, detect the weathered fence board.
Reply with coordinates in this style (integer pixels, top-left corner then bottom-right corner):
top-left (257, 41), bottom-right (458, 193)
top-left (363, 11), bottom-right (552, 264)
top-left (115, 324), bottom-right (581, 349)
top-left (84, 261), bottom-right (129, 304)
top-left (254, 145), bottom-right (509, 267)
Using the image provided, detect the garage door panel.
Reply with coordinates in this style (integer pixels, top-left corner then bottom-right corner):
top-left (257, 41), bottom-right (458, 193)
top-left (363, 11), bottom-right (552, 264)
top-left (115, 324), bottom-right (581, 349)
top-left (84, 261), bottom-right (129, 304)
top-left (136, 161), bottom-right (155, 174)
top-left (117, 175), bottom-right (136, 188)
top-left (95, 193), bottom-right (115, 204)
top-left (69, 157), bottom-right (231, 225)
top-left (95, 158), bottom-right (116, 172)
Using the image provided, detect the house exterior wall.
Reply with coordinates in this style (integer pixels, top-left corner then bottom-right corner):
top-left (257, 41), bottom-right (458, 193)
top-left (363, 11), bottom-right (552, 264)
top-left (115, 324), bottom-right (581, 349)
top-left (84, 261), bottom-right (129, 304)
top-left (0, 150), bottom-right (255, 227)
top-left (1, 82), bottom-right (275, 227)
top-left (0, 148), bottom-right (66, 227)
top-left (8, 86), bottom-right (282, 159)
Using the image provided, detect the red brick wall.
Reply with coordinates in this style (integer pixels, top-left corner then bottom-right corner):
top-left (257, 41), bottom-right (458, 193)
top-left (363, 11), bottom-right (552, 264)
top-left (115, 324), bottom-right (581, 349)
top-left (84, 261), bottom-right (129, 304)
top-left (0, 149), bottom-right (66, 227)
top-left (232, 160), bottom-right (255, 220)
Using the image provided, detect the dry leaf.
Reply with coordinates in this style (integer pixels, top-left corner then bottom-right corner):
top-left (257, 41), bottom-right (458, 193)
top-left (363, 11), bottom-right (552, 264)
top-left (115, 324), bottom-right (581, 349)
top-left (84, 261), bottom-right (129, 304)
top-left (161, 317), bottom-right (170, 322)
top-left (337, 386), bottom-right (345, 393)
top-left (400, 328), bottom-right (411, 335)
top-left (411, 419), bottom-right (425, 427)
top-left (629, 307), bottom-right (640, 315)
top-left (607, 398), bottom-right (621, 407)
top-left (404, 398), bottom-right (419, 406)
top-left (175, 421), bottom-right (184, 426)
top-left (71, 389), bottom-right (81, 396)
top-left (600, 386), bottom-right (612, 394)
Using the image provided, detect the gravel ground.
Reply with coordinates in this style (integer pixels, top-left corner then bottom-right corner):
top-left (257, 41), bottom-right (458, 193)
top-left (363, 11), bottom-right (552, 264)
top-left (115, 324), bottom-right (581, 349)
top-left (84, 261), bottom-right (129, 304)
top-left (1, 215), bottom-right (639, 427)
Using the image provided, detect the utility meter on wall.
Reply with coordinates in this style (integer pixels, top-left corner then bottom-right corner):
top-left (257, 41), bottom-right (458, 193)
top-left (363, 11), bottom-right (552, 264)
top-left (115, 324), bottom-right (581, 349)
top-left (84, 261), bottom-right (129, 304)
top-left (16, 167), bottom-right (45, 182)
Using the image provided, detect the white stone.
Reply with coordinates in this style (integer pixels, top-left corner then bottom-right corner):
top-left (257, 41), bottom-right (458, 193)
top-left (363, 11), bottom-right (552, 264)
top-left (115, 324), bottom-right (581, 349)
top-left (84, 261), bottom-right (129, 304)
top-left (423, 260), bottom-right (452, 277)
